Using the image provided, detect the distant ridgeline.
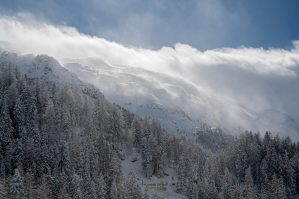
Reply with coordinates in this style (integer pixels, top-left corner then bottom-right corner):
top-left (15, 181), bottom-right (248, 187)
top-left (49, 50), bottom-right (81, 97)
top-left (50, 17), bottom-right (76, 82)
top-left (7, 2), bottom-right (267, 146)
top-left (0, 51), bottom-right (298, 199)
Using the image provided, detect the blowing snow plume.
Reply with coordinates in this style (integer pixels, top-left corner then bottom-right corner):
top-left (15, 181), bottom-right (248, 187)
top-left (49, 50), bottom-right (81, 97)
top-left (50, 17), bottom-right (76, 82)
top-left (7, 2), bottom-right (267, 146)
top-left (1, 16), bottom-right (299, 139)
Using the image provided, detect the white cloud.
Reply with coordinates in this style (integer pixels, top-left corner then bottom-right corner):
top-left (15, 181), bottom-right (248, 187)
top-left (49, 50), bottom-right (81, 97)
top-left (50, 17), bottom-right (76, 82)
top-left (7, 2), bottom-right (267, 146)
top-left (1, 16), bottom-right (299, 139)
top-left (1, 16), bottom-right (297, 77)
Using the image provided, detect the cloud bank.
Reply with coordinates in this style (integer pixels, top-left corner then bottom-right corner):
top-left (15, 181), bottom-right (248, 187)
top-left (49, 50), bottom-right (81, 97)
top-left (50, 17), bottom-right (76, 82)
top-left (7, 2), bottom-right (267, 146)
top-left (0, 0), bottom-right (256, 49)
top-left (1, 16), bottom-right (299, 139)
top-left (2, 0), bottom-right (299, 50)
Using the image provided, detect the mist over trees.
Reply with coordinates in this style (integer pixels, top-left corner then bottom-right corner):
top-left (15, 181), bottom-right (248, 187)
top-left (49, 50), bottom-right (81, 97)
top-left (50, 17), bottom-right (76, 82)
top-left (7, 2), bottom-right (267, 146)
top-left (0, 53), bottom-right (298, 198)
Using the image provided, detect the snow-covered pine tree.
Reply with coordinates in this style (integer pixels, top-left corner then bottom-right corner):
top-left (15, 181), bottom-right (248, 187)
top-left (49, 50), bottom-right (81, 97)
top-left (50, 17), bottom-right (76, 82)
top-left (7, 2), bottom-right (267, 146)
top-left (9, 168), bottom-right (25, 199)
top-left (268, 174), bottom-right (287, 199)
top-left (110, 180), bottom-right (118, 199)
top-left (97, 173), bottom-right (107, 199)
top-left (0, 179), bottom-right (7, 199)
top-left (242, 167), bottom-right (259, 199)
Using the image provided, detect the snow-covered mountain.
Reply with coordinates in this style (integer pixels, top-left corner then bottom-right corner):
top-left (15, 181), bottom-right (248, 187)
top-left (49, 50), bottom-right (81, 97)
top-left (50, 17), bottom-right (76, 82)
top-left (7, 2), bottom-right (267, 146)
top-left (63, 58), bottom-right (299, 139)
top-left (3, 49), bottom-right (297, 138)
top-left (63, 59), bottom-right (210, 134)
top-left (1, 18), bottom-right (299, 139)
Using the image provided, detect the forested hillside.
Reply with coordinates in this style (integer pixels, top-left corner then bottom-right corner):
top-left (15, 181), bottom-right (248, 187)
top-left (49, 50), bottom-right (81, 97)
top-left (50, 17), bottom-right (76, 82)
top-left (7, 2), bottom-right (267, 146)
top-left (0, 52), bottom-right (298, 199)
top-left (177, 131), bottom-right (299, 199)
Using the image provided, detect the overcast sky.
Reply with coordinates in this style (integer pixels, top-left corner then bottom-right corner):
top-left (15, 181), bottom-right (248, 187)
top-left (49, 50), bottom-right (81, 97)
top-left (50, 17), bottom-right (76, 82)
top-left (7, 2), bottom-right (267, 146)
top-left (0, 0), bottom-right (299, 50)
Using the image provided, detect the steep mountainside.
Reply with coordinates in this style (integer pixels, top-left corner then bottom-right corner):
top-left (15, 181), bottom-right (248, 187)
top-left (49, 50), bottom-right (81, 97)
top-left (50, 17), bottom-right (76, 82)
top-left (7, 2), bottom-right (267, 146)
top-left (0, 51), bottom-right (299, 199)
top-left (63, 58), bottom-right (299, 139)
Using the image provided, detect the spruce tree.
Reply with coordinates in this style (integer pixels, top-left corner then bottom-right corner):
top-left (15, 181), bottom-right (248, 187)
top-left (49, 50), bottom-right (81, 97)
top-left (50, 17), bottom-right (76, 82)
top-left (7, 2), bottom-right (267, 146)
top-left (9, 168), bottom-right (25, 199)
top-left (0, 179), bottom-right (7, 199)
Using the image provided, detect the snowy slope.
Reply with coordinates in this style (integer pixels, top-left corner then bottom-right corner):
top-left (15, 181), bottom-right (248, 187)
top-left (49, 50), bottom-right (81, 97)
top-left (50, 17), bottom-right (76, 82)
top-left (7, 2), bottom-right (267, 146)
top-left (0, 51), bottom-right (104, 99)
top-left (2, 50), bottom-right (298, 138)
top-left (63, 58), bottom-right (299, 139)
top-left (63, 60), bottom-right (206, 134)
top-left (63, 59), bottom-right (232, 133)
top-left (123, 102), bottom-right (200, 134)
